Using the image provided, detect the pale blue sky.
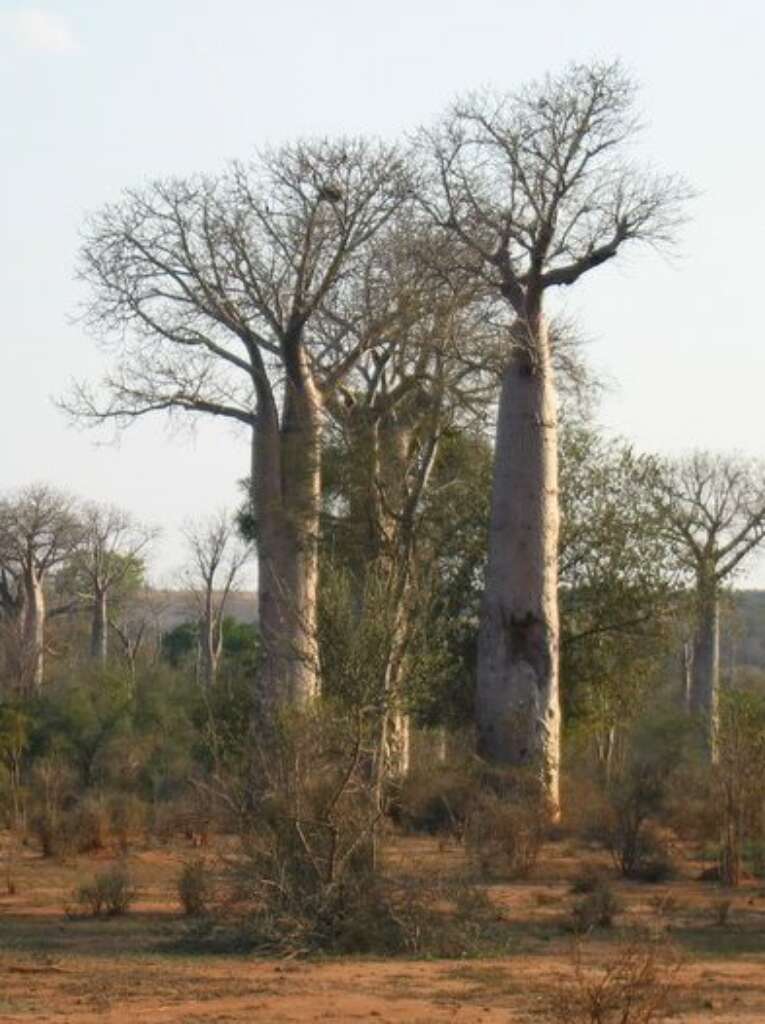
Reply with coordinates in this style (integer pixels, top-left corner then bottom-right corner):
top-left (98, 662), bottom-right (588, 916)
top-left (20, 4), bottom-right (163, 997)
top-left (1, 1), bottom-right (764, 583)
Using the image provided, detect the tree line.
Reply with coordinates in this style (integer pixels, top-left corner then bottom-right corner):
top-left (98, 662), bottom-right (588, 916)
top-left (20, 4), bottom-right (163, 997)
top-left (12, 59), bottom-right (756, 820)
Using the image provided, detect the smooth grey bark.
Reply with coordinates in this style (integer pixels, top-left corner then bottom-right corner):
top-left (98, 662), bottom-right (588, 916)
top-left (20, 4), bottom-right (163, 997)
top-left (199, 585), bottom-right (223, 689)
top-left (90, 587), bottom-right (108, 663)
top-left (21, 566), bottom-right (45, 691)
top-left (681, 639), bottom-right (694, 711)
top-left (254, 355), bottom-right (321, 708)
top-left (477, 320), bottom-right (561, 813)
top-left (691, 582), bottom-right (720, 756)
top-left (656, 452), bottom-right (765, 757)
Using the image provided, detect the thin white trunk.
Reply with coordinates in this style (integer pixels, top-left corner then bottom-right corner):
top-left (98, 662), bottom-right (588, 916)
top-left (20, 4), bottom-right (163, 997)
top-left (476, 318), bottom-right (561, 816)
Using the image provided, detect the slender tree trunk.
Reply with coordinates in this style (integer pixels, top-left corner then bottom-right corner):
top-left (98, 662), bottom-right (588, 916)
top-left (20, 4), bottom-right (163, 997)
top-left (476, 317), bottom-right (561, 816)
top-left (691, 580), bottom-right (720, 757)
top-left (254, 350), bottom-right (321, 708)
top-left (90, 587), bottom-right (108, 664)
top-left (22, 567), bottom-right (45, 692)
top-left (681, 639), bottom-right (694, 711)
top-left (200, 589), bottom-right (222, 688)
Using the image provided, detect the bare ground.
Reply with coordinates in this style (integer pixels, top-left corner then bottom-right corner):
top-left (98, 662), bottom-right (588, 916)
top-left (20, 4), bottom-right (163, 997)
top-left (1, 835), bottom-right (765, 1023)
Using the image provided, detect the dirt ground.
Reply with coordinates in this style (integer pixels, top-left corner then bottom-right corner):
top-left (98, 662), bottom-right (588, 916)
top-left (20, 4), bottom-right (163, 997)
top-left (1, 835), bottom-right (765, 1023)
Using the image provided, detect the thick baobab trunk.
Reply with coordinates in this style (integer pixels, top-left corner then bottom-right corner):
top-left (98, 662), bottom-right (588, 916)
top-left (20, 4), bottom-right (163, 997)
top-left (22, 567), bottom-right (45, 691)
top-left (90, 587), bottom-right (108, 663)
top-left (691, 581), bottom-right (720, 756)
top-left (476, 317), bottom-right (561, 815)
top-left (255, 351), bottom-right (321, 708)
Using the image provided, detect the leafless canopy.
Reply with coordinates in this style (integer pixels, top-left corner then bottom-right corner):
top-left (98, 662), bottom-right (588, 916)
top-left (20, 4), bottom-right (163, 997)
top-left (183, 511), bottom-right (252, 612)
top-left (655, 452), bottom-right (765, 583)
top-left (418, 61), bottom-right (691, 322)
top-left (0, 485), bottom-right (82, 593)
top-left (66, 138), bottom-right (413, 429)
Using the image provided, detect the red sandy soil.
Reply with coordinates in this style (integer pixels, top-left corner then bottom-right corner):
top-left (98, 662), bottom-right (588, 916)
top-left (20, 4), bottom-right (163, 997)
top-left (2, 837), bottom-right (765, 1022)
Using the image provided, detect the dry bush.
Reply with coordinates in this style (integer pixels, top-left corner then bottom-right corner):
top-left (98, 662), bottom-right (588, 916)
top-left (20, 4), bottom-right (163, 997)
top-left (548, 937), bottom-right (682, 1024)
top-left (571, 864), bottom-right (609, 894)
top-left (108, 792), bottom-right (147, 852)
top-left (392, 760), bottom-right (477, 839)
top-left (710, 898), bottom-right (732, 926)
top-left (648, 893), bottom-right (682, 919)
top-left (464, 787), bottom-right (545, 879)
top-left (177, 858), bottom-right (215, 917)
top-left (569, 880), bottom-right (623, 932)
top-left (75, 864), bottom-right (136, 917)
top-left (71, 795), bottom-right (111, 852)
top-left (216, 702), bottom-right (387, 953)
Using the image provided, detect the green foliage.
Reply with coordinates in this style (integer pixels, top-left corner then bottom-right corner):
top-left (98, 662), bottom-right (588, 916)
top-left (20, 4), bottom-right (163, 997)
top-left (559, 422), bottom-right (679, 741)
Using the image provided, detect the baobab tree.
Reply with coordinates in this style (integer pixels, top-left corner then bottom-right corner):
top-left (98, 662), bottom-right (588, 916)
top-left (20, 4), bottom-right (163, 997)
top-left (654, 452), bottom-right (765, 755)
top-left (0, 485), bottom-right (82, 691)
top-left (69, 503), bottom-right (156, 664)
top-left (66, 139), bottom-right (411, 707)
top-left (420, 61), bottom-right (689, 812)
top-left (183, 512), bottom-right (252, 688)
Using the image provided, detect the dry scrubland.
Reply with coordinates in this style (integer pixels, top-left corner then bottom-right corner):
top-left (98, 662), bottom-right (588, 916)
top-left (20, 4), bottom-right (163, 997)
top-left (2, 830), bottom-right (765, 1023)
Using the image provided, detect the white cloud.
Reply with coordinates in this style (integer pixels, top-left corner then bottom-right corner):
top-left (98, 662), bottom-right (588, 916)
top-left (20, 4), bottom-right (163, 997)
top-left (3, 7), bottom-right (78, 54)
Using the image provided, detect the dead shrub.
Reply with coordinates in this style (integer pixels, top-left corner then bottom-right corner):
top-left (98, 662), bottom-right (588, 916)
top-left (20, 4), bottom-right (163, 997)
top-left (75, 864), bottom-right (136, 917)
top-left (548, 936), bottom-right (682, 1023)
top-left (570, 864), bottom-right (608, 894)
top-left (710, 898), bottom-right (732, 926)
top-left (464, 789), bottom-right (544, 879)
top-left (569, 880), bottom-right (622, 932)
top-left (392, 760), bottom-right (477, 839)
top-left (177, 858), bottom-right (215, 917)
top-left (108, 792), bottom-right (147, 852)
top-left (71, 795), bottom-right (111, 853)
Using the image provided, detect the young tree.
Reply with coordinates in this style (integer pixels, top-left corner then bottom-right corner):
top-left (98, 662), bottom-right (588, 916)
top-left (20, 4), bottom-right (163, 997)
top-left (420, 61), bottom-right (689, 812)
top-left (655, 452), bottom-right (765, 754)
top-left (67, 139), bottom-right (411, 708)
top-left (0, 485), bottom-right (82, 692)
top-left (559, 423), bottom-right (679, 778)
top-left (68, 504), bottom-right (156, 664)
top-left (183, 512), bottom-right (252, 688)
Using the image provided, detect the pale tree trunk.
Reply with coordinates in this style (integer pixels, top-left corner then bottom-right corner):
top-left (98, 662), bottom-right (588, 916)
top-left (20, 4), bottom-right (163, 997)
top-left (681, 640), bottom-right (694, 711)
top-left (476, 317), bottom-right (561, 816)
top-left (691, 580), bottom-right (720, 757)
top-left (254, 348), bottom-right (321, 709)
top-left (200, 589), bottom-right (222, 688)
top-left (90, 587), bottom-right (108, 664)
top-left (22, 566), bottom-right (45, 692)
top-left (595, 724), bottom-right (617, 785)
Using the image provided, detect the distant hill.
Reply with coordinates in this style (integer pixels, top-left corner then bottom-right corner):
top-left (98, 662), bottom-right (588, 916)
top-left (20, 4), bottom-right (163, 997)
top-left (131, 590), bottom-right (258, 631)
top-left (724, 590), bottom-right (765, 672)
